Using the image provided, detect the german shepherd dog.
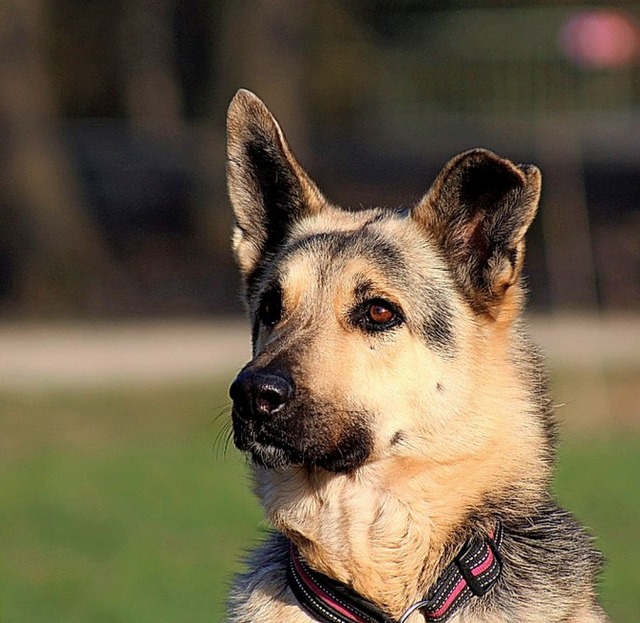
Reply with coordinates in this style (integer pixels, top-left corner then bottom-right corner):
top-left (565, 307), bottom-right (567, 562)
top-left (225, 90), bottom-right (607, 622)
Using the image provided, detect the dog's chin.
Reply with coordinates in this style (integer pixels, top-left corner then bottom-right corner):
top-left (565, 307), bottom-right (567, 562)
top-left (237, 437), bottom-right (370, 474)
top-left (246, 441), bottom-right (295, 470)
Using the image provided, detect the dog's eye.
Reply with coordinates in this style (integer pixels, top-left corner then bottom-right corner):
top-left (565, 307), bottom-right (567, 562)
top-left (259, 288), bottom-right (283, 327)
top-left (360, 299), bottom-right (402, 331)
top-left (367, 302), bottom-right (395, 325)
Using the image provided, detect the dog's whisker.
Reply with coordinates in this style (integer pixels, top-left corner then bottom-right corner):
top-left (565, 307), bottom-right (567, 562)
top-left (213, 418), bottom-right (234, 459)
top-left (212, 401), bottom-right (232, 424)
top-left (222, 428), bottom-right (234, 456)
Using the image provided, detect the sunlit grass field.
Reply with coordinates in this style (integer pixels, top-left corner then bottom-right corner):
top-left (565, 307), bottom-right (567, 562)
top-left (1, 380), bottom-right (638, 622)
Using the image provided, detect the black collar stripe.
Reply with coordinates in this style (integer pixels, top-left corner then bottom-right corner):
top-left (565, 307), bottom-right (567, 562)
top-left (287, 524), bottom-right (503, 623)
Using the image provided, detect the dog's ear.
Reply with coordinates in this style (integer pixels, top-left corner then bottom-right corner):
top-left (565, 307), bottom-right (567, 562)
top-left (412, 149), bottom-right (541, 315)
top-left (226, 89), bottom-right (326, 280)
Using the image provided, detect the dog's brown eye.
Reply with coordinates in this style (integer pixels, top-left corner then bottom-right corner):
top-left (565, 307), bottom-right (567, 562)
top-left (259, 288), bottom-right (283, 327)
top-left (367, 302), bottom-right (395, 325)
top-left (350, 298), bottom-right (402, 333)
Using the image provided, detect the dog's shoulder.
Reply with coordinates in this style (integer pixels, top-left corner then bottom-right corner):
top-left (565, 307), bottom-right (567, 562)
top-left (484, 499), bottom-right (606, 622)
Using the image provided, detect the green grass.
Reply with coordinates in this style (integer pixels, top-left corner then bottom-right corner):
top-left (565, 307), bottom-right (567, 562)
top-left (555, 438), bottom-right (640, 622)
top-left (0, 383), bottom-right (262, 623)
top-left (1, 381), bottom-right (638, 622)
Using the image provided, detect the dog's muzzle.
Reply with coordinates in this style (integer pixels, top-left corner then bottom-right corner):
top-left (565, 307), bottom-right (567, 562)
top-left (229, 367), bottom-right (373, 472)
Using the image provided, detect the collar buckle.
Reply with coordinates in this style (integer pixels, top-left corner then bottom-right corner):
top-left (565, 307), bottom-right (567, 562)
top-left (421, 523), bottom-right (504, 622)
top-left (454, 531), bottom-right (502, 597)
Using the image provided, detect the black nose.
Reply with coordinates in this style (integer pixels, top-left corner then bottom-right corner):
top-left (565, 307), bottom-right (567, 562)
top-left (229, 370), bottom-right (294, 418)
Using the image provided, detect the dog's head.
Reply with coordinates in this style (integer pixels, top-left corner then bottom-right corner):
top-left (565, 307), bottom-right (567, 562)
top-left (226, 90), bottom-right (542, 475)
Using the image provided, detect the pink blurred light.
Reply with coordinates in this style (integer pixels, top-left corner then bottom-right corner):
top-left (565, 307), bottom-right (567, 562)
top-left (561, 9), bottom-right (640, 68)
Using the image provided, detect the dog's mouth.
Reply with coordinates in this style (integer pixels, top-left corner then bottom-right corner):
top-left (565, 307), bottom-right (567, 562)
top-left (231, 407), bottom-right (374, 474)
top-left (231, 413), bottom-right (303, 469)
top-left (238, 436), bottom-right (303, 471)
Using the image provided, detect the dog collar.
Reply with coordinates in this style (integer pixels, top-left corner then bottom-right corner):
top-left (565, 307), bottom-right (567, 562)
top-left (287, 524), bottom-right (503, 623)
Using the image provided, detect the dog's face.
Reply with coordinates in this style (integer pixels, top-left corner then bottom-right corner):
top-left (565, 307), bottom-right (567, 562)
top-left (226, 90), bottom-right (541, 475)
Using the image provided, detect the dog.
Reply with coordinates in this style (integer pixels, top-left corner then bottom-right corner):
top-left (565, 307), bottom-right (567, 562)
top-left (224, 89), bottom-right (607, 622)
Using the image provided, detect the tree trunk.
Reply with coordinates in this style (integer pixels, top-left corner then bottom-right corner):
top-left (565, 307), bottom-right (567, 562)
top-left (0, 0), bottom-right (114, 315)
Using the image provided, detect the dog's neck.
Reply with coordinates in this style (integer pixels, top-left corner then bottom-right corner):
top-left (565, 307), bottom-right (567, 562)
top-left (256, 447), bottom-right (543, 619)
top-left (257, 466), bottom-right (423, 617)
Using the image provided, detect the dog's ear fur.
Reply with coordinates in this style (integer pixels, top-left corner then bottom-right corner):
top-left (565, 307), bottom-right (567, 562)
top-left (226, 89), bottom-right (326, 281)
top-left (412, 149), bottom-right (541, 315)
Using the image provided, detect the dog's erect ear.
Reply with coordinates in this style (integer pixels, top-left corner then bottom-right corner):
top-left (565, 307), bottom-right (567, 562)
top-left (227, 89), bottom-right (326, 281)
top-left (412, 149), bottom-right (541, 315)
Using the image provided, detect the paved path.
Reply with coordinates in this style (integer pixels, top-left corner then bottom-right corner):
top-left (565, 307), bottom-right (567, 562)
top-left (0, 314), bottom-right (639, 389)
top-left (528, 313), bottom-right (640, 367)
top-left (0, 319), bottom-right (250, 389)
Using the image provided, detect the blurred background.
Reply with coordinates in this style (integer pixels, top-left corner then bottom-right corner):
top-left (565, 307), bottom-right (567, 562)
top-left (1, 1), bottom-right (639, 621)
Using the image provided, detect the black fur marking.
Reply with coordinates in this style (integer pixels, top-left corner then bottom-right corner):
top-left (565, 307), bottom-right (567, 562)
top-left (495, 501), bottom-right (604, 615)
top-left (246, 263), bottom-right (271, 305)
top-left (314, 420), bottom-right (374, 473)
top-left (246, 133), bottom-right (303, 227)
top-left (353, 278), bottom-right (377, 301)
top-left (283, 229), bottom-right (407, 281)
top-left (422, 294), bottom-right (456, 355)
top-left (283, 231), bottom-right (351, 259)
top-left (251, 316), bottom-right (260, 346)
